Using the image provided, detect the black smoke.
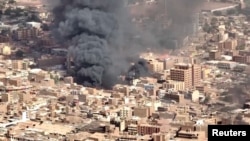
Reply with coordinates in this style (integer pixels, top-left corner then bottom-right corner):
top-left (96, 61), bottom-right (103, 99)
top-left (53, 0), bottom-right (151, 89)
top-left (126, 59), bottom-right (149, 82)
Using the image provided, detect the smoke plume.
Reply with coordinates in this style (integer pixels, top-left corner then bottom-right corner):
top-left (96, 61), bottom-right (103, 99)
top-left (141, 0), bottom-right (205, 48)
top-left (53, 0), bottom-right (151, 89)
top-left (52, 0), bottom-right (204, 88)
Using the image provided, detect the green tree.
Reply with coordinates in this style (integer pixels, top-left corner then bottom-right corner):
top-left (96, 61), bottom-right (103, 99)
top-left (236, 45), bottom-right (245, 50)
top-left (203, 23), bottom-right (211, 33)
top-left (203, 96), bottom-right (211, 104)
top-left (4, 8), bottom-right (12, 15)
top-left (53, 75), bottom-right (60, 84)
top-left (27, 14), bottom-right (41, 22)
top-left (213, 11), bottom-right (222, 16)
top-left (15, 50), bottom-right (24, 58)
top-left (8, 0), bottom-right (16, 4)
top-left (227, 9), bottom-right (236, 15)
top-left (41, 23), bottom-right (49, 31)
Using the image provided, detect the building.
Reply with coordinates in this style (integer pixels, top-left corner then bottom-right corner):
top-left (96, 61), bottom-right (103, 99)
top-left (217, 61), bottom-right (237, 69)
top-left (233, 55), bottom-right (247, 64)
top-left (170, 63), bottom-right (192, 89)
top-left (18, 92), bottom-right (32, 103)
top-left (37, 56), bottom-right (66, 68)
top-left (224, 39), bottom-right (238, 50)
top-left (209, 50), bottom-right (220, 60)
top-left (13, 27), bottom-right (39, 41)
top-left (0, 35), bottom-right (10, 43)
top-left (137, 124), bottom-right (160, 135)
top-left (191, 90), bottom-right (200, 103)
top-left (192, 64), bottom-right (201, 87)
top-left (133, 107), bottom-right (150, 118)
top-left (147, 59), bottom-right (164, 72)
top-left (152, 133), bottom-right (166, 141)
top-left (164, 92), bottom-right (184, 103)
top-left (12, 60), bottom-right (23, 70)
top-left (162, 80), bottom-right (185, 91)
top-left (0, 45), bottom-right (11, 56)
top-left (170, 63), bottom-right (201, 89)
top-left (120, 107), bottom-right (132, 119)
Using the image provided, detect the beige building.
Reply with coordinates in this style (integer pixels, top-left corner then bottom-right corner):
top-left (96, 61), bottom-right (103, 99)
top-left (0, 102), bottom-right (8, 114)
top-left (192, 64), bottom-right (202, 87)
top-left (18, 92), bottom-right (32, 103)
top-left (120, 107), bottom-right (132, 119)
top-left (163, 80), bottom-right (185, 91)
top-left (147, 59), bottom-right (164, 72)
top-left (13, 27), bottom-right (39, 40)
top-left (209, 50), bottom-right (220, 60)
top-left (170, 63), bottom-right (201, 89)
top-left (0, 45), bottom-right (11, 55)
top-left (191, 90), bottom-right (200, 102)
top-left (170, 63), bottom-right (192, 89)
top-left (224, 39), bottom-right (237, 50)
top-left (133, 107), bottom-right (150, 118)
top-left (12, 60), bottom-right (29, 70)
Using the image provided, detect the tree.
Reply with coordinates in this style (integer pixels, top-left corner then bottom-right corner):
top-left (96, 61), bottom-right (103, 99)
top-left (27, 14), bottom-right (41, 22)
top-left (203, 23), bottom-right (211, 33)
top-left (4, 8), bottom-right (12, 15)
top-left (53, 75), bottom-right (60, 84)
top-left (236, 45), bottom-right (245, 50)
top-left (227, 9), bottom-right (236, 15)
top-left (41, 23), bottom-right (49, 31)
top-left (203, 96), bottom-right (211, 104)
top-left (15, 50), bottom-right (24, 58)
top-left (8, 0), bottom-right (16, 4)
top-left (213, 11), bottom-right (222, 16)
top-left (216, 74), bottom-right (222, 78)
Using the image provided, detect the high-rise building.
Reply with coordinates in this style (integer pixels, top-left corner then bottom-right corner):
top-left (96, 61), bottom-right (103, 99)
top-left (170, 63), bottom-right (192, 89)
top-left (192, 64), bottom-right (202, 87)
top-left (170, 63), bottom-right (201, 90)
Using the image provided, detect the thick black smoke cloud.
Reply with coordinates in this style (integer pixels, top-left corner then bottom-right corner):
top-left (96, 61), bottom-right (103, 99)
top-left (53, 0), bottom-right (151, 88)
top-left (126, 59), bottom-right (149, 82)
top-left (52, 0), bottom-right (204, 88)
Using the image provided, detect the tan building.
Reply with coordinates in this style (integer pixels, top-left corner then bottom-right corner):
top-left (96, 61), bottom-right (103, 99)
top-left (0, 35), bottom-right (10, 43)
top-left (224, 39), bottom-right (237, 50)
top-left (209, 50), bottom-right (220, 60)
top-left (191, 90), bottom-right (200, 102)
top-left (201, 67), bottom-right (211, 80)
top-left (13, 27), bottom-right (39, 40)
top-left (133, 107), bottom-right (150, 118)
top-left (0, 45), bottom-right (11, 55)
top-left (8, 78), bottom-right (22, 87)
top-left (170, 63), bottom-right (192, 89)
top-left (120, 107), bottom-right (132, 119)
top-left (12, 60), bottom-right (25, 70)
top-left (1, 93), bottom-right (18, 103)
top-left (192, 64), bottom-right (202, 87)
top-left (37, 56), bottom-right (66, 68)
top-left (147, 59), bottom-right (164, 72)
top-left (163, 80), bottom-right (185, 91)
top-left (18, 92), bottom-right (32, 103)
top-left (137, 124), bottom-right (160, 135)
top-left (233, 55), bottom-right (247, 64)
top-left (0, 102), bottom-right (8, 114)
top-left (165, 93), bottom-right (184, 103)
top-left (152, 133), bottom-right (166, 141)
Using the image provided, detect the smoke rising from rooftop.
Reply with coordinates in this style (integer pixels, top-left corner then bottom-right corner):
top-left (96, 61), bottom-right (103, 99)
top-left (53, 0), bottom-right (153, 89)
top-left (52, 0), bottom-right (204, 88)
